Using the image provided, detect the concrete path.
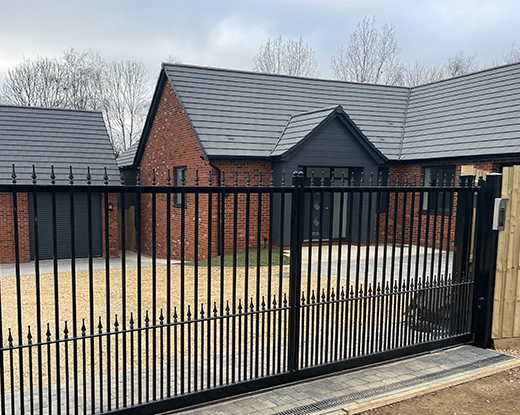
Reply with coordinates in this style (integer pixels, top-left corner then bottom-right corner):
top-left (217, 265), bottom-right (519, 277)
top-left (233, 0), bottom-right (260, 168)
top-left (0, 250), bottom-right (174, 277)
top-left (171, 345), bottom-right (520, 415)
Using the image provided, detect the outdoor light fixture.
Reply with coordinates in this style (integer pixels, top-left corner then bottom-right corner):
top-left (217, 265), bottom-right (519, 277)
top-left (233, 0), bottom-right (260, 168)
top-left (108, 202), bottom-right (114, 212)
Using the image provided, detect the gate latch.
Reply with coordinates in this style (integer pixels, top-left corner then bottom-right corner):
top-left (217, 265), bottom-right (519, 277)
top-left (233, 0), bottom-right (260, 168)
top-left (493, 198), bottom-right (509, 231)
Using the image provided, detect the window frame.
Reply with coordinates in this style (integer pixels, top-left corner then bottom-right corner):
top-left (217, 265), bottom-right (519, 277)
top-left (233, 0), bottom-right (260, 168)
top-left (421, 165), bottom-right (456, 215)
top-left (173, 166), bottom-right (187, 208)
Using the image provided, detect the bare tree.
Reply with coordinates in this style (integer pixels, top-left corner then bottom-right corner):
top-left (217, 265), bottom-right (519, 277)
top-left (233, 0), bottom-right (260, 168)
top-left (331, 16), bottom-right (401, 85)
top-left (101, 60), bottom-right (150, 155)
top-left (398, 61), bottom-right (447, 87)
top-left (445, 51), bottom-right (478, 78)
top-left (500, 43), bottom-right (520, 64)
top-left (252, 36), bottom-right (320, 77)
top-left (1, 49), bottom-right (151, 156)
top-left (164, 54), bottom-right (182, 64)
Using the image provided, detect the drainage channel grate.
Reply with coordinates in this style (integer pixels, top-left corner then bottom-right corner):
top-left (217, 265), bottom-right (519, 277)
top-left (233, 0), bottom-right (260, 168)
top-left (274, 354), bottom-right (515, 415)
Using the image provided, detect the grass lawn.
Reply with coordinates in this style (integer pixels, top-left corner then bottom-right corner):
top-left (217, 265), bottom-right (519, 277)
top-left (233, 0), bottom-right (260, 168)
top-left (187, 248), bottom-right (290, 267)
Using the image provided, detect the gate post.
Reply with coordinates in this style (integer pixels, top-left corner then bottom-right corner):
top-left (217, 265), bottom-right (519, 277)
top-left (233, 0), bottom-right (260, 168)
top-left (473, 173), bottom-right (502, 348)
top-left (288, 171), bottom-right (304, 372)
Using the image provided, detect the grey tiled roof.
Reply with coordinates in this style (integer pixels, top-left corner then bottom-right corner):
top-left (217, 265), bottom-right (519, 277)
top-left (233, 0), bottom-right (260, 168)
top-left (157, 63), bottom-right (520, 163)
top-left (163, 64), bottom-right (410, 160)
top-left (0, 105), bottom-right (119, 185)
top-left (117, 142), bottom-right (139, 168)
top-left (401, 64), bottom-right (520, 160)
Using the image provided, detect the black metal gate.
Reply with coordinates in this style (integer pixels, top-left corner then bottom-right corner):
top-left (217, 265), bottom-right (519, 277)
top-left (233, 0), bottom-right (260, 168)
top-left (0, 167), bottom-right (489, 415)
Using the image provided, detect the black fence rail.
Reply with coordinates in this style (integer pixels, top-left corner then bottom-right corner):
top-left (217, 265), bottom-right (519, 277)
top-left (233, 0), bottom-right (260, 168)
top-left (0, 167), bottom-right (479, 414)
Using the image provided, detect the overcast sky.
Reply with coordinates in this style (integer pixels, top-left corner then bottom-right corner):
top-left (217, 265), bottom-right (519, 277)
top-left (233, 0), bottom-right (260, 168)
top-left (1, 0), bottom-right (519, 86)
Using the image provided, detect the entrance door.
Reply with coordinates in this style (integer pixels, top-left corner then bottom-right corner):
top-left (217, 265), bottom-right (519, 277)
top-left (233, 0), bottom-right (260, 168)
top-left (302, 167), bottom-right (363, 241)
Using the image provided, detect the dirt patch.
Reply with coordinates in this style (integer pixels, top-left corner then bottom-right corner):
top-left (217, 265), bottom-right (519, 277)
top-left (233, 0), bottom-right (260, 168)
top-left (359, 365), bottom-right (520, 415)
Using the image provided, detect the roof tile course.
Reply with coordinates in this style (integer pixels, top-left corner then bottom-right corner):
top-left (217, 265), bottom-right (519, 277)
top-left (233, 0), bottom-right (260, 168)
top-left (0, 105), bottom-right (119, 185)
top-left (155, 63), bottom-right (520, 163)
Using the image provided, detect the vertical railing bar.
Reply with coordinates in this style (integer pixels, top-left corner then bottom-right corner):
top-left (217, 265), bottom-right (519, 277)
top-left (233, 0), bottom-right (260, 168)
top-left (378, 181), bottom-right (390, 353)
top-left (244, 174), bottom-right (250, 381)
top-left (437, 189), bottom-right (446, 290)
top-left (27, 327), bottom-right (34, 414)
top-left (421, 187), bottom-right (431, 341)
top-left (445, 188), bottom-right (455, 336)
top-left (30, 179), bottom-right (43, 415)
top-left (194, 183), bottom-right (200, 391)
top-left (115, 316), bottom-right (120, 409)
top-left (166, 180), bottom-right (172, 397)
top-left (288, 172), bottom-right (303, 374)
top-left (173, 309), bottom-right (178, 394)
top-left (136, 177), bottom-right (143, 404)
top-left (81, 320), bottom-right (86, 414)
top-left (120, 185), bottom-right (128, 407)
top-left (315, 178), bottom-right (324, 365)
top-left (444, 188), bottom-right (455, 290)
top-left (213, 301), bottom-right (218, 387)
top-left (397, 186), bottom-right (408, 348)
top-left (219, 181), bottom-right (226, 386)
top-left (66, 170), bottom-right (79, 414)
top-left (7, 331), bottom-right (14, 415)
top-left (278, 184), bottom-right (286, 373)
top-left (11, 175), bottom-right (25, 415)
top-left (0, 241), bottom-right (5, 415)
top-left (98, 317), bottom-right (104, 411)
top-left (232, 181), bottom-right (238, 383)
top-left (46, 325), bottom-right (52, 415)
top-left (429, 188), bottom-right (439, 341)
top-left (181, 181), bottom-right (186, 393)
top-left (325, 185), bottom-right (335, 363)
top-left (305, 186), bottom-right (313, 367)
top-left (200, 304), bottom-right (205, 389)
top-left (255, 183), bottom-right (262, 378)
top-left (266, 179), bottom-right (274, 374)
top-left (145, 311), bottom-right (150, 402)
top-left (345, 186), bottom-right (355, 359)
top-left (50, 173), bottom-right (61, 413)
top-left (188, 307), bottom-right (192, 393)
top-left (151, 179), bottom-right (158, 400)
top-left (207, 175), bottom-right (212, 389)
top-left (354, 185), bottom-right (364, 357)
top-left (435, 188), bottom-right (447, 338)
top-left (405, 185), bottom-right (416, 347)
top-left (371, 185), bottom-right (381, 354)
top-left (388, 182), bottom-right (399, 351)
top-left (334, 184), bottom-right (345, 360)
top-left (428, 188), bottom-right (439, 341)
top-left (104, 185), bottom-right (112, 410)
top-left (414, 189), bottom-right (424, 344)
top-left (363, 182), bottom-right (373, 355)
top-left (129, 314), bottom-right (134, 406)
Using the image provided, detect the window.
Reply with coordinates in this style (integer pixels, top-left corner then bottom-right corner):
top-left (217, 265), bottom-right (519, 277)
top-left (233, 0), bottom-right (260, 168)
top-left (422, 166), bottom-right (455, 214)
top-left (174, 166), bottom-right (187, 207)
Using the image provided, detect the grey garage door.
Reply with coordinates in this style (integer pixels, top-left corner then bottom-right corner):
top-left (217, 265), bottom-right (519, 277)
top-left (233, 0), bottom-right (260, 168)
top-left (28, 192), bottom-right (103, 260)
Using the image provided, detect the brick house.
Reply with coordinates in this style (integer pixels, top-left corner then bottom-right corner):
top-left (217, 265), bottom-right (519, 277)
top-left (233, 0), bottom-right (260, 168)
top-left (0, 105), bottom-right (120, 264)
top-left (122, 63), bottom-right (520, 260)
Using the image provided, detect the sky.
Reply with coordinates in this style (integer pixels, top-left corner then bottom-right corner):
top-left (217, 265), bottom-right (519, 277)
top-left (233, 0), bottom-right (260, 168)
top-left (0, 0), bottom-right (519, 87)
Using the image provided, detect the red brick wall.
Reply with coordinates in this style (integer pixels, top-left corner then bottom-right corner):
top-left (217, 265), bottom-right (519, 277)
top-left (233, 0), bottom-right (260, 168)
top-left (381, 158), bottom-right (520, 249)
top-left (0, 192), bottom-right (30, 263)
top-left (101, 193), bottom-right (119, 259)
top-left (138, 81), bottom-right (272, 260)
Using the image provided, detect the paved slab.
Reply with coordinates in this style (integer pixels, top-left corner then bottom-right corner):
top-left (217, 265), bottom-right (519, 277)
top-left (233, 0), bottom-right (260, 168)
top-left (171, 345), bottom-right (520, 415)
